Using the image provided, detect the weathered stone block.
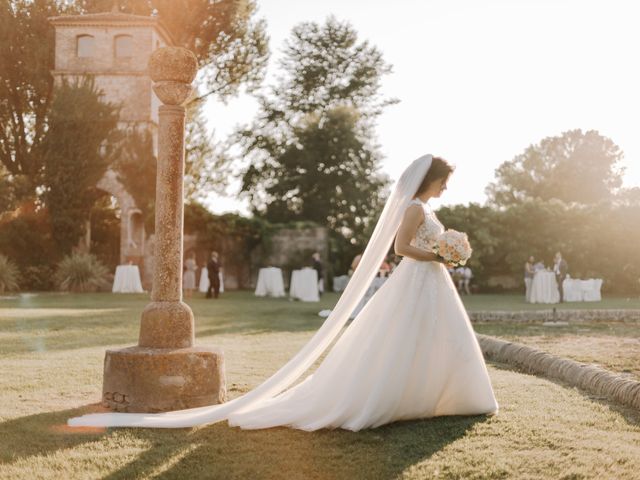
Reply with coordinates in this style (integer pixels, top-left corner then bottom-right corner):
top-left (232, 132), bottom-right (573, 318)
top-left (102, 346), bottom-right (226, 413)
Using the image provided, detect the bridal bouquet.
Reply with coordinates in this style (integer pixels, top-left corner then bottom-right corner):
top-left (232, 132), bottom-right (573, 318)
top-left (432, 230), bottom-right (472, 267)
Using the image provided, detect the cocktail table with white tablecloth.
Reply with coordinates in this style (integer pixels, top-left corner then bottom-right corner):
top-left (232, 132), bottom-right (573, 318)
top-left (528, 270), bottom-right (559, 304)
top-left (289, 267), bottom-right (319, 302)
top-left (112, 265), bottom-right (144, 293)
top-left (198, 268), bottom-right (224, 293)
top-left (563, 277), bottom-right (603, 302)
top-left (254, 267), bottom-right (285, 297)
top-left (332, 274), bottom-right (350, 292)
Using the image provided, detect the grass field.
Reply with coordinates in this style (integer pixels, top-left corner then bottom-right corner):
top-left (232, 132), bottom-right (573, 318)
top-left (1, 292), bottom-right (640, 479)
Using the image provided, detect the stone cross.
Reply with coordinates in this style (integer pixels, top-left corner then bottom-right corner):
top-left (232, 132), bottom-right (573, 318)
top-left (101, 47), bottom-right (226, 412)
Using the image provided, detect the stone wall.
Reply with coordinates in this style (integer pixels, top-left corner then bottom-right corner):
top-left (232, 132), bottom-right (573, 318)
top-left (253, 226), bottom-right (329, 289)
top-left (469, 309), bottom-right (640, 323)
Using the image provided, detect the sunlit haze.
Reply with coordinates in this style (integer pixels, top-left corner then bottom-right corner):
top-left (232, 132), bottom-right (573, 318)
top-left (202, 0), bottom-right (640, 214)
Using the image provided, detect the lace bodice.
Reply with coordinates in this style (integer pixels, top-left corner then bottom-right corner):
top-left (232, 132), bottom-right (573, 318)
top-left (408, 198), bottom-right (445, 250)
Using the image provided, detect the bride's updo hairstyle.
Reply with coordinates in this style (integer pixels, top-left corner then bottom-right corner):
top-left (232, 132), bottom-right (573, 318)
top-left (415, 156), bottom-right (454, 195)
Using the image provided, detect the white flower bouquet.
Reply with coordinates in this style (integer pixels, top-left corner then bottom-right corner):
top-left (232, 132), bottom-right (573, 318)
top-left (432, 230), bottom-right (472, 267)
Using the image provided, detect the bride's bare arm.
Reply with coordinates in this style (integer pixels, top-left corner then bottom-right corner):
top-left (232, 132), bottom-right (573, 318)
top-left (394, 205), bottom-right (443, 262)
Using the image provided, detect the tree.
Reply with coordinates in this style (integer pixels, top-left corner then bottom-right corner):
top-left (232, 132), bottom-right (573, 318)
top-left (238, 17), bottom-right (394, 249)
top-left (41, 78), bottom-right (119, 254)
top-left (0, 1), bottom-right (77, 189)
top-left (1, 0), bottom-right (267, 203)
top-left (113, 127), bottom-right (157, 232)
top-left (486, 129), bottom-right (625, 207)
top-left (243, 106), bottom-right (389, 242)
top-left (80, 0), bottom-right (269, 100)
top-left (184, 100), bottom-right (231, 203)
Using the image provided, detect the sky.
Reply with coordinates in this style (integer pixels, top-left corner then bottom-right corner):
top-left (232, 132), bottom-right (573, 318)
top-left (201, 0), bottom-right (640, 213)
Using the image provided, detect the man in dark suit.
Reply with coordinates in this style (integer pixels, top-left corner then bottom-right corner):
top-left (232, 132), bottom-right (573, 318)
top-left (206, 251), bottom-right (221, 299)
top-left (553, 252), bottom-right (569, 302)
top-left (312, 252), bottom-right (324, 296)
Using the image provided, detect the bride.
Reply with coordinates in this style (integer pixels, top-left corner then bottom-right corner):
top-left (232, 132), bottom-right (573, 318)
top-left (69, 154), bottom-right (499, 431)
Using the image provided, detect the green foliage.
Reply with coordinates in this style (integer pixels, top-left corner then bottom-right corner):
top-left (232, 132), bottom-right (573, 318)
top-left (0, 0), bottom-right (76, 184)
top-left (437, 199), bottom-right (640, 294)
top-left (21, 264), bottom-right (56, 291)
top-left (89, 194), bottom-right (121, 271)
top-left (184, 100), bottom-right (231, 203)
top-left (0, 202), bottom-right (58, 268)
top-left (243, 106), bottom-right (389, 242)
top-left (113, 128), bottom-right (156, 232)
top-left (276, 16), bottom-right (396, 117)
top-left (486, 129), bottom-right (624, 206)
top-left (80, 0), bottom-right (269, 100)
top-left (238, 17), bottom-right (394, 267)
top-left (54, 252), bottom-right (110, 292)
top-left (0, 254), bottom-right (19, 292)
top-left (41, 78), bottom-right (120, 254)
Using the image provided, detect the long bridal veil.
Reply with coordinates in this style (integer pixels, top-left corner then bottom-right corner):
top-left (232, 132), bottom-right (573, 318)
top-left (69, 154), bottom-right (434, 428)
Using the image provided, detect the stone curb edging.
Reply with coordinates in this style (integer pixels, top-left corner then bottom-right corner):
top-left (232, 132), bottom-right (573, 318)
top-left (476, 333), bottom-right (640, 411)
top-left (470, 309), bottom-right (640, 323)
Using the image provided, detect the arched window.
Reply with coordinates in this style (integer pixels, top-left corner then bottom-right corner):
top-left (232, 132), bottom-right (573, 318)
top-left (114, 34), bottom-right (133, 58)
top-left (76, 34), bottom-right (95, 57)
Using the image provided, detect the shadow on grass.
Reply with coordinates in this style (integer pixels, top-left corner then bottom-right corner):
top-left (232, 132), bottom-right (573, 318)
top-left (0, 404), bottom-right (109, 464)
top-left (102, 415), bottom-right (489, 480)
top-left (0, 404), bottom-right (489, 480)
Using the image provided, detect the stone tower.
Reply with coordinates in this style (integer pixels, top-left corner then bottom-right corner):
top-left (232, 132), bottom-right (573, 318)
top-left (49, 10), bottom-right (174, 287)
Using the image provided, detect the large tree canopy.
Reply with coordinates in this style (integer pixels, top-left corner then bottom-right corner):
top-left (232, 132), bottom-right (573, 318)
top-left (41, 78), bottom-right (119, 254)
top-left (80, 0), bottom-right (269, 99)
top-left (0, 1), bottom-right (75, 182)
top-left (486, 129), bottom-right (624, 206)
top-left (239, 17), bottom-right (394, 245)
top-left (0, 0), bottom-right (267, 204)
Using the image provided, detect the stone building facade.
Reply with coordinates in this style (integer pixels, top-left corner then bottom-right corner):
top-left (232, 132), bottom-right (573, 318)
top-left (49, 11), bottom-right (173, 287)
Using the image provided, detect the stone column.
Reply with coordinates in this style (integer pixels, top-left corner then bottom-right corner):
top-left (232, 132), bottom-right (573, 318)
top-left (101, 47), bottom-right (226, 413)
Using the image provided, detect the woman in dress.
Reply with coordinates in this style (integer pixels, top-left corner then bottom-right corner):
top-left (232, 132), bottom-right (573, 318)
top-left (524, 255), bottom-right (535, 301)
top-left (69, 154), bottom-right (499, 430)
top-left (182, 251), bottom-right (197, 298)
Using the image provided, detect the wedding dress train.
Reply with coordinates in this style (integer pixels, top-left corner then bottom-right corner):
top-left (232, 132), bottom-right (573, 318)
top-left (227, 199), bottom-right (498, 430)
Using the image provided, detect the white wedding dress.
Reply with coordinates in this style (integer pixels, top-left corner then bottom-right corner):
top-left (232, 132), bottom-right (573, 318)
top-left (68, 154), bottom-right (498, 431)
top-left (226, 199), bottom-right (498, 430)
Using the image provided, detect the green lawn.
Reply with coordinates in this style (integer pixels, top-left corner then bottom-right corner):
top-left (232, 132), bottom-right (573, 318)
top-left (1, 292), bottom-right (640, 479)
top-left (460, 292), bottom-right (640, 311)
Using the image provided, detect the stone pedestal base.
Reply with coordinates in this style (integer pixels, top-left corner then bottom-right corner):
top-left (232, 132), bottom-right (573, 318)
top-left (102, 346), bottom-right (226, 413)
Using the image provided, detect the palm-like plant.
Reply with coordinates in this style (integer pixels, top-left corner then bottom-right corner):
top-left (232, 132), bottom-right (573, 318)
top-left (0, 255), bottom-right (19, 293)
top-left (55, 253), bottom-right (110, 292)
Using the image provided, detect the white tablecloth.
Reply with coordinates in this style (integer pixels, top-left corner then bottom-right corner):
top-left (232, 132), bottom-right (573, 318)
top-left (332, 275), bottom-right (350, 292)
top-left (254, 267), bottom-right (285, 297)
top-left (112, 265), bottom-right (144, 293)
top-left (198, 268), bottom-right (224, 293)
top-left (528, 271), bottom-right (559, 304)
top-left (290, 268), bottom-right (319, 302)
top-left (563, 278), bottom-right (603, 302)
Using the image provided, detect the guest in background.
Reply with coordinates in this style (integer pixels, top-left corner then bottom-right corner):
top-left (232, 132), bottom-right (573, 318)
top-left (524, 255), bottom-right (535, 300)
top-left (461, 266), bottom-right (473, 295)
top-left (379, 258), bottom-right (391, 277)
top-left (312, 252), bottom-right (324, 295)
top-left (553, 252), bottom-right (569, 302)
top-left (455, 266), bottom-right (465, 292)
top-left (350, 253), bottom-right (363, 275)
top-left (183, 251), bottom-right (197, 298)
top-left (206, 251), bottom-right (221, 299)
top-left (389, 254), bottom-right (401, 273)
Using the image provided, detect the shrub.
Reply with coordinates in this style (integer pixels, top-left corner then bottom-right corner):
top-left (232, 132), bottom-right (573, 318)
top-left (0, 254), bottom-right (19, 293)
top-left (21, 265), bottom-right (56, 291)
top-left (54, 253), bottom-right (110, 292)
